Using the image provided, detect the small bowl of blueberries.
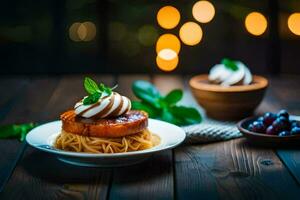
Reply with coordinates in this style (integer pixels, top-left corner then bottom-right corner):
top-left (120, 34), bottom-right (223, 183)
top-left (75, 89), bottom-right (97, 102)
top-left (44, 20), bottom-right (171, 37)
top-left (237, 110), bottom-right (300, 145)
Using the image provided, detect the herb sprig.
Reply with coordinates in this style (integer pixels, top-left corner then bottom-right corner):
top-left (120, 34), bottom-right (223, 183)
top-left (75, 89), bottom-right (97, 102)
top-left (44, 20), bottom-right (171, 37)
top-left (83, 77), bottom-right (117, 105)
top-left (132, 80), bottom-right (202, 125)
top-left (0, 123), bottom-right (37, 141)
top-left (222, 58), bottom-right (238, 71)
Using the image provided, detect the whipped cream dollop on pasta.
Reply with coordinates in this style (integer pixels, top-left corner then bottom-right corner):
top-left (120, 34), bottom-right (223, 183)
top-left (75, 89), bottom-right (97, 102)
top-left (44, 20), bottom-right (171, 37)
top-left (74, 92), bottom-right (131, 118)
top-left (209, 61), bottom-right (252, 87)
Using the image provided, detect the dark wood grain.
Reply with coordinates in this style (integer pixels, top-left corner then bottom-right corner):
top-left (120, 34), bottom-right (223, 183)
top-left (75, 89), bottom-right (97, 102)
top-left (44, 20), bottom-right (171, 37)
top-left (0, 77), bottom-right (59, 192)
top-left (108, 75), bottom-right (174, 200)
top-left (0, 77), bottom-right (29, 122)
top-left (174, 76), bottom-right (300, 200)
top-left (265, 76), bottom-right (300, 185)
top-left (0, 75), bottom-right (114, 199)
top-left (1, 75), bottom-right (300, 200)
top-left (175, 139), bottom-right (300, 200)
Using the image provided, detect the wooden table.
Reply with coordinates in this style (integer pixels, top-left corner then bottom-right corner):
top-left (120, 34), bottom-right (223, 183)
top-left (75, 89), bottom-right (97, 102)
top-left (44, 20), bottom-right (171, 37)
top-left (0, 74), bottom-right (300, 200)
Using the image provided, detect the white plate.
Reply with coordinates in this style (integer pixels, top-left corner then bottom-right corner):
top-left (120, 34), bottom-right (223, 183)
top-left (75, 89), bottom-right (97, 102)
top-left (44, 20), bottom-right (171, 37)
top-left (26, 119), bottom-right (186, 167)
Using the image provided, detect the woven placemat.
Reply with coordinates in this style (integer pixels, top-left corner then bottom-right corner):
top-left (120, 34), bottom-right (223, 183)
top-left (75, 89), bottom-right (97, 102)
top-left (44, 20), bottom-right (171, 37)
top-left (182, 119), bottom-right (242, 144)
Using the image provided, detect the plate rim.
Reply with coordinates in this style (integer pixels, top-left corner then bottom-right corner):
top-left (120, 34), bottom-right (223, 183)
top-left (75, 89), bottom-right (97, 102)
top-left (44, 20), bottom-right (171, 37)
top-left (26, 118), bottom-right (186, 158)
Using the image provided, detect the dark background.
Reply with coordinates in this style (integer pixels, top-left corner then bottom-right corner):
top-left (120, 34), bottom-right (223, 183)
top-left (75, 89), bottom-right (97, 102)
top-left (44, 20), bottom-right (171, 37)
top-left (0, 0), bottom-right (299, 75)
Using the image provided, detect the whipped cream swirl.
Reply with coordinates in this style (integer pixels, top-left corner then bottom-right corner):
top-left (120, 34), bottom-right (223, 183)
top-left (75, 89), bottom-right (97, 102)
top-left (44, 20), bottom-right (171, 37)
top-left (74, 92), bottom-right (131, 118)
top-left (209, 61), bottom-right (252, 86)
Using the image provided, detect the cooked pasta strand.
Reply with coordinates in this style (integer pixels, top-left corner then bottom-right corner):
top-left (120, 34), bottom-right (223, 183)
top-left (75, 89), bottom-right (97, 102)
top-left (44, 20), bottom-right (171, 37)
top-left (54, 129), bottom-right (159, 153)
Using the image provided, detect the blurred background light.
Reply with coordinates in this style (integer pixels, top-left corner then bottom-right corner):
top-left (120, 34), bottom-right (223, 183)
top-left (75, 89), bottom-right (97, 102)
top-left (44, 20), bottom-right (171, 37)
top-left (108, 21), bottom-right (127, 41)
top-left (69, 22), bottom-right (82, 42)
top-left (82, 21), bottom-right (96, 41)
top-left (138, 25), bottom-right (158, 46)
top-left (288, 13), bottom-right (300, 36)
top-left (179, 22), bottom-right (203, 46)
top-left (245, 12), bottom-right (267, 36)
top-left (157, 6), bottom-right (180, 29)
top-left (69, 21), bottom-right (96, 42)
top-left (158, 48), bottom-right (177, 60)
top-left (77, 23), bottom-right (87, 41)
top-left (192, 1), bottom-right (215, 23)
top-left (156, 33), bottom-right (181, 54)
top-left (156, 49), bottom-right (179, 71)
top-left (122, 33), bottom-right (141, 57)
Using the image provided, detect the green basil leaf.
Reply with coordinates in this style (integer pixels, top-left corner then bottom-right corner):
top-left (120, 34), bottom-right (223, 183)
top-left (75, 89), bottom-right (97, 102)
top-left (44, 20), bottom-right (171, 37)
top-left (83, 92), bottom-right (101, 105)
top-left (164, 89), bottom-right (183, 105)
top-left (221, 58), bottom-right (238, 71)
top-left (84, 77), bottom-right (100, 94)
top-left (0, 125), bottom-right (20, 138)
top-left (160, 109), bottom-right (176, 124)
top-left (132, 80), bottom-right (161, 108)
top-left (0, 123), bottom-right (37, 140)
top-left (131, 101), bottom-right (159, 118)
top-left (169, 106), bottom-right (202, 125)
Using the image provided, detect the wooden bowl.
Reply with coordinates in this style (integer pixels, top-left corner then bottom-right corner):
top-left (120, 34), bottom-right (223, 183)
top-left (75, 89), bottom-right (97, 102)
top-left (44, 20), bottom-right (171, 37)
top-left (189, 74), bottom-right (268, 120)
top-left (237, 117), bottom-right (300, 146)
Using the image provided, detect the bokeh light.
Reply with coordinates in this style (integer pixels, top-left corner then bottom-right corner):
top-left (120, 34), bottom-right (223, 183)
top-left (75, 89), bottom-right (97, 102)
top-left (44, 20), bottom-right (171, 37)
top-left (157, 6), bottom-right (180, 29)
top-left (156, 49), bottom-right (179, 71)
top-left (192, 1), bottom-right (215, 23)
top-left (77, 23), bottom-right (87, 41)
top-left (156, 34), bottom-right (181, 54)
top-left (82, 22), bottom-right (96, 41)
top-left (69, 21), bottom-right (96, 42)
top-left (69, 22), bottom-right (82, 41)
top-left (288, 13), bottom-right (300, 36)
top-left (245, 12), bottom-right (268, 36)
top-left (138, 25), bottom-right (158, 46)
top-left (179, 22), bottom-right (203, 46)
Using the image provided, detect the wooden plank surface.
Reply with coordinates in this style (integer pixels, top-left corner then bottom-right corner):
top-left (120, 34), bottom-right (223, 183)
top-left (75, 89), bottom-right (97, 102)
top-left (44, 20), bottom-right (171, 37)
top-left (174, 76), bottom-right (300, 200)
top-left (0, 75), bottom-right (114, 199)
top-left (268, 76), bottom-right (300, 185)
top-left (175, 139), bottom-right (300, 200)
top-left (0, 75), bottom-right (300, 200)
top-left (0, 77), bottom-right (59, 192)
top-left (109, 75), bottom-right (174, 200)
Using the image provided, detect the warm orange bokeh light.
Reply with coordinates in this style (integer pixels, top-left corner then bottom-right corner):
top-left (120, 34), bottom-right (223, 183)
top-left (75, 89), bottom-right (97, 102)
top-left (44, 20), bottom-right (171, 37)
top-left (82, 22), bottom-right (96, 41)
top-left (156, 49), bottom-right (179, 71)
top-left (156, 34), bottom-right (181, 54)
top-left (245, 12), bottom-right (267, 36)
top-left (288, 13), bottom-right (300, 36)
top-left (69, 22), bottom-right (96, 42)
top-left (179, 22), bottom-right (203, 46)
top-left (192, 1), bottom-right (215, 23)
top-left (69, 22), bottom-right (82, 41)
top-left (157, 6), bottom-right (181, 29)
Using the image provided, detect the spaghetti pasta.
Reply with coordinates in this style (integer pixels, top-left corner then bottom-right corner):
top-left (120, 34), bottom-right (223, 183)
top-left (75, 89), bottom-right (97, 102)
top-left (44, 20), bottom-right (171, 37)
top-left (54, 129), bottom-right (160, 153)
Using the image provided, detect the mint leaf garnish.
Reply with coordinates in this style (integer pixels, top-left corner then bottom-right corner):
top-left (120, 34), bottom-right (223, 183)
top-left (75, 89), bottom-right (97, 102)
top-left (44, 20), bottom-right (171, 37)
top-left (82, 77), bottom-right (118, 105)
top-left (221, 58), bottom-right (238, 71)
top-left (83, 92), bottom-right (101, 105)
top-left (84, 77), bottom-right (100, 94)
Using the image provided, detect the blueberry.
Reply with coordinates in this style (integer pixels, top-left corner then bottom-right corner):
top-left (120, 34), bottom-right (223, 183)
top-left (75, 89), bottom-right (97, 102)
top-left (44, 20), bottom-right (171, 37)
top-left (290, 120), bottom-right (300, 128)
top-left (272, 118), bottom-right (290, 131)
top-left (266, 125), bottom-right (278, 135)
top-left (251, 121), bottom-right (266, 133)
top-left (248, 124), bottom-right (254, 131)
top-left (257, 116), bottom-right (264, 122)
top-left (279, 131), bottom-right (291, 137)
top-left (291, 127), bottom-right (300, 135)
top-left (277, 110), bottom-right (289, 119)
top-left (263, 112), bottom-right (277, 126)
